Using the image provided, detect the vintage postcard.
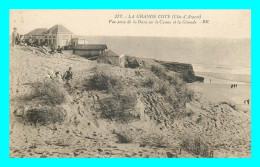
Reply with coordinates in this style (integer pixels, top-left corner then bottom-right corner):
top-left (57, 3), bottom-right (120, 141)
top-left (9, 10), bottom-right (251, 158)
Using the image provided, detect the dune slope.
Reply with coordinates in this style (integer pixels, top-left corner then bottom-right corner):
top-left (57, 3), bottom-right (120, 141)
top-left (9, 46), bottom-right (250, 158)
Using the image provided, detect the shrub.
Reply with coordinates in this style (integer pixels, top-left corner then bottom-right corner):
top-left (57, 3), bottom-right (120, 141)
top-left (150, 65), bottom-right (168, 79)
top-left (30, 81), bottom-right (66, 106)
top-left (150, 64), bottom-right (194, 105)
top-left (99, 93), bottom-right (137, 123)
top-left (155, 80), bottom-right (176, 96)
top-left (24, 106), bottom-right (66, 126)
top-left (180, 135), bottom-right (213, 157)
top-left (140, 133), bottom-right (170, 148)
top-left (87, 70), bottom-right (123, 93)
top-left (142, 77), bottom-right (155, 88)
top-left (115, 131), bottom-right (133, 143)
top-left (150, 65), bottom-right (182, 85)
top-left (124, 56), bottom-right (140, 69)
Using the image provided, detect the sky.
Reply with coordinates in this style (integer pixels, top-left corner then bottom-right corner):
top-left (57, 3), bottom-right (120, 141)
top-left (9, 10), bottom-right (251, 39)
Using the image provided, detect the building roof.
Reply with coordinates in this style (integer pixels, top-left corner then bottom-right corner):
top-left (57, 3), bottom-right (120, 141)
top-left (24, 24), bottom-right (73, 36)
top-left (74, 44), bottom-right (107, 50)
top-left (25, 28), bottom-right (48, 36)
top-left (45, 24), bottom-right (73, 35)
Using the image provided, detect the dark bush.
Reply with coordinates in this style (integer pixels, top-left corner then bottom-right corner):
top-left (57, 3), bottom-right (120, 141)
top-left (181, 136), bottom-right (213, 157)
top-left (142, 77), bottom-right (155, 88)
top-left (124, 56), bottom-right (140, 69)
top-left (25, 106), bottom-right (66, 126)
top-left (150, 65), bottom-right (168, 79)
top-left (87, 71), bottom-right (123, 93)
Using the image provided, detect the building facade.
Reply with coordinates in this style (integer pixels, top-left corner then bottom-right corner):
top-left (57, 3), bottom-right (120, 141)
top-left (71, 36), bottom-right (89, 46)
top-left (24, 24), bottom-right (73, 48)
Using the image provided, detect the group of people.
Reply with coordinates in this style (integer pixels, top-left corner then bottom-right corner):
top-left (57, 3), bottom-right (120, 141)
top-left (50, 45), bottom-right (63, 54)
top-left (49, 67), bottom-right (73, 85)
top-left (231, 84), bottom-right (238, 88)
top-left (11, 27), bottom-right (63, 54)
top-left (12, 28), bottom-right (35, 47)
top-left (244, 99), bottom-right (250, 105)
top-left (11, 27), bottom-right (22, 46)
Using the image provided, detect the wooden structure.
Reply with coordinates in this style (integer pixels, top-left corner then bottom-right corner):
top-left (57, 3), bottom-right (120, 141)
top-left (97, 50), bottom-right (125, 67)
top-left (73, 44), bottom-right (107, 58)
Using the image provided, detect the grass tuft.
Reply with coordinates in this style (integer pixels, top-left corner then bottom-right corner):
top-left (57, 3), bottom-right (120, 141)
top-left (30, 81), bottom-right (67, 106)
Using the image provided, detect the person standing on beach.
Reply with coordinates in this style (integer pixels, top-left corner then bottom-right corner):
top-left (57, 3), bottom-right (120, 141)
top-left (247, 99), bottom-right (250, 105)
top-left (12, 27), bottom-right (19, 46)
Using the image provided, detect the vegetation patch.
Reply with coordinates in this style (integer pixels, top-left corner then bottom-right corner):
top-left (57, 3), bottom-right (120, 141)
top-left (124, 56), bottom-right (141, 69)
top-left (99, 93), bottom-right (137, 123)
top-left (24, 106), bottom-right (67, 126)
top-left (142, 77), bottom-right (155, 88)
top-left (140, 133), bottom-right (170, 148)
top-left (86, 69), bottom-right (123, 93)
top-left (150, 65), bottom-right (168, 78)
top-left (30, 81), bottom-right (67, 106)
top-left (181, 135), bottom-right (213, 157)
top-left (115, 130), bottom-right (133, 143)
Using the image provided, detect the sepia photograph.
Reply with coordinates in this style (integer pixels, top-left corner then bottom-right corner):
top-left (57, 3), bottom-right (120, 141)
top-left (9, 10), bottom-right (251, 158)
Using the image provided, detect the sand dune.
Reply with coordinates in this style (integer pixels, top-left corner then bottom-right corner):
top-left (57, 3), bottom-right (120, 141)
top-left (9, 46), bottom-right (251, 158)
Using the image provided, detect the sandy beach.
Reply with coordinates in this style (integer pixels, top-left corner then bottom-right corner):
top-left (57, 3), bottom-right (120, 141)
top-left (191, 64), bottom-right (251, 116)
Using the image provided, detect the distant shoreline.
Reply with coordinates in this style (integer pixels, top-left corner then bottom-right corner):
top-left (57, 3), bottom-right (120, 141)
top-left (196, 72), bottom-right (251, 84)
